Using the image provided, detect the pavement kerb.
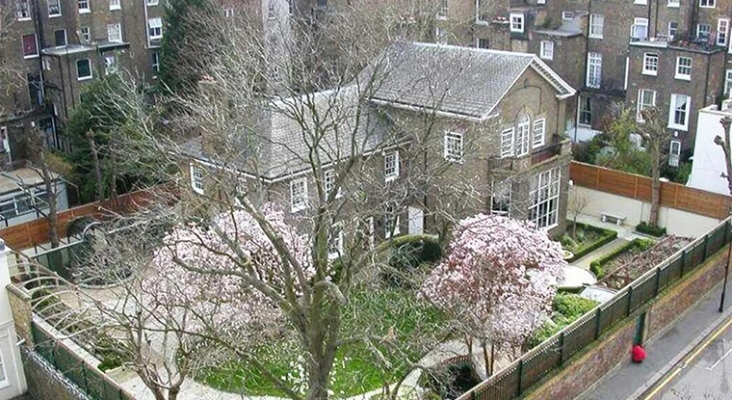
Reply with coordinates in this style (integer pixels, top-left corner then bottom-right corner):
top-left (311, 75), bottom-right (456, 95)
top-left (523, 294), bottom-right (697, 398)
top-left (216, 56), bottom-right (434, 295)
top-left (624, 285), bottom-right (732, 400)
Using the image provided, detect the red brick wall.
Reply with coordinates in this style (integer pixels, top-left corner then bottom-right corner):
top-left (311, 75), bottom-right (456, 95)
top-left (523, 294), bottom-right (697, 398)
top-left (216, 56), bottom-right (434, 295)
top-left (523, 248), bottom-right (727, 400)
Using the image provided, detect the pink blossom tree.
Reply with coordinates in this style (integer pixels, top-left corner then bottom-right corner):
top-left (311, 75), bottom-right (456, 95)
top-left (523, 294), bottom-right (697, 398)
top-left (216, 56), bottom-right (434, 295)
top-left (421, 214), bottom-right (566, 375)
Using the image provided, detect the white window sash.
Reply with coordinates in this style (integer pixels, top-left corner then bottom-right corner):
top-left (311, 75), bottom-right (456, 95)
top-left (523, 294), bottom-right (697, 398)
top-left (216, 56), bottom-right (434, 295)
top-left (500, 128), bottom-right (515, 158)
top-left (532, 118), bottom-right (546, 147)
top-left (384, 151), bottom-right (399, 181)
top-left (190, 164), bottom-right (204, 194)
top-left (290, 178), bottom-right (308, 212)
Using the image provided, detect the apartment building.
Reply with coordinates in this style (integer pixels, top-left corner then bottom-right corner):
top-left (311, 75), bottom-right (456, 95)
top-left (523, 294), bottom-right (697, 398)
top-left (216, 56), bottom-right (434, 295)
top-left (0, 0), bottom-right (298, 169)
top-left (437, 0), bottom-right (732, 157)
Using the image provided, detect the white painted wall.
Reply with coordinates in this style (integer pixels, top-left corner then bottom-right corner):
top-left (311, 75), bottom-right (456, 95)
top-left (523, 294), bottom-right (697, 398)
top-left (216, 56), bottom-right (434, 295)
top-left (687, 104), bottom-right (732, 196)
top-left (0, 240), bottom-right (27, 399)
top-left (568, 186), bottom-right (722, 238)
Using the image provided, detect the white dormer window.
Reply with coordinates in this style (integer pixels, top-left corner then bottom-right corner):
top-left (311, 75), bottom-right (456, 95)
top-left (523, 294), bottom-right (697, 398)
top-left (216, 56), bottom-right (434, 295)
top-left (562, 11), bottom-right (574, 21)
top-left (510, 13), bottom-right (524, 33)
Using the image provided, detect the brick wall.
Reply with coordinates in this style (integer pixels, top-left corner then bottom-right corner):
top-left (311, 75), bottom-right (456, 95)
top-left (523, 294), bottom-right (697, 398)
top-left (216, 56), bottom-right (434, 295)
top-left (7, 285), bottom-right (32, 346)
top-left (523, 245), bottom-right (727, 400)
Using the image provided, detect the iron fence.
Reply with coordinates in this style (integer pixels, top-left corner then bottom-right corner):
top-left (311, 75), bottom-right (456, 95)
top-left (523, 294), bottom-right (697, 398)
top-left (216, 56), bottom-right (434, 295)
top-left (459, 219), bottom-right (732, 400)
top-left (31, 321), bottom-right (134, 400)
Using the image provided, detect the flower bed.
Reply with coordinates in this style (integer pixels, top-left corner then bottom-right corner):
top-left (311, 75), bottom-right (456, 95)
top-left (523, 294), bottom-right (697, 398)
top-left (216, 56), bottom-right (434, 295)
top-left (560, 223), bottom-right (618, 262)
top-left (597, 236), bottom-right (691, 290)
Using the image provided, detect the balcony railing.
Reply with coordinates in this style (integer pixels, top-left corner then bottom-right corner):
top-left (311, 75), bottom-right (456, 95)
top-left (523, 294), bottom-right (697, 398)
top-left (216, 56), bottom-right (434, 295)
top-left (487, 135), bottom-right (570, 171)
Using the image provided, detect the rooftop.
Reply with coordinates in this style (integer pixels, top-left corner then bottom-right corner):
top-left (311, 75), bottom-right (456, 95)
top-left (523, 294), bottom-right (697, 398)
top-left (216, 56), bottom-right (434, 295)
top-left (0, 168), bottom-right (60, 194)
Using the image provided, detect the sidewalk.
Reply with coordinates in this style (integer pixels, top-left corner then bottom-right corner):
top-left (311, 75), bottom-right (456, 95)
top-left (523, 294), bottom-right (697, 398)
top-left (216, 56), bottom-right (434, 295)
top-left (576, 281), bottom-right (732, 400)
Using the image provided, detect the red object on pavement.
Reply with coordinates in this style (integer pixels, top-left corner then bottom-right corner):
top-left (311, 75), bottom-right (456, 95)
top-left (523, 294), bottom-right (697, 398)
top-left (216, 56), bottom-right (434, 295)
top-left (632, 344), bottom-right (646, 363)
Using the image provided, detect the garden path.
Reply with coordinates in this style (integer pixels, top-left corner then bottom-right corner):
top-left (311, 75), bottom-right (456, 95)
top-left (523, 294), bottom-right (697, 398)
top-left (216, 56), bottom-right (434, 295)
top-left (570, 214), bottom-right (654, 271)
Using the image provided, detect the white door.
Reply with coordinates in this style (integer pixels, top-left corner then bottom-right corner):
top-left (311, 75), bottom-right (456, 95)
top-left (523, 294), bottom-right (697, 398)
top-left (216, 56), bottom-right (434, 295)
top-left (408, 207), bottom-right (424, 235)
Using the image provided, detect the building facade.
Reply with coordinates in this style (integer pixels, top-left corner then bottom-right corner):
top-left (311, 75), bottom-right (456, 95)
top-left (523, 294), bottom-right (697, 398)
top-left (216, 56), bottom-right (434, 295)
top-left (437, 0), bottom-right (732, 158)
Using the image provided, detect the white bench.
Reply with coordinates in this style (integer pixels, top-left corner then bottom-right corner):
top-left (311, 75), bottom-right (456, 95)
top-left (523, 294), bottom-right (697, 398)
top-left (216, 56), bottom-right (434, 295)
top-left (601, 212), bottom-right (626, 225)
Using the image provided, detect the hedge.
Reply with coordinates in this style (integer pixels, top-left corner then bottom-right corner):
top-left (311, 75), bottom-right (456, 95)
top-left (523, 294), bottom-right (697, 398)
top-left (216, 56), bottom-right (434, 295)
top-left (382, 234), bottom-right (442, 287)
top-left (589, 238), bottom-right (655, 278)
top-left (636, 221), bottom-right (667, 237)
top-left (565, 223), bottom-right (618, 262)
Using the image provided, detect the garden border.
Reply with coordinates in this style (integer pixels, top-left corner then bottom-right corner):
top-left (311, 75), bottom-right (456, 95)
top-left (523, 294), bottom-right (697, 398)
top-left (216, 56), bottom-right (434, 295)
top-left (565, 223), bottom-right (618, 263)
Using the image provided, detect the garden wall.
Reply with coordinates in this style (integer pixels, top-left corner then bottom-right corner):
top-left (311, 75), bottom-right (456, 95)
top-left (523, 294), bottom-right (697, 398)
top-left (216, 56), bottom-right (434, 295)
top-left (570, 186), bottom-right (722, 238)
top-left (522, 245), bottom-right (727, 400)
top-left (0, 188), bottom-right (163, 251)
top-left (569, 162), bottom-right (731, 220)
top-left (22, 346), bottom-right (90, 400)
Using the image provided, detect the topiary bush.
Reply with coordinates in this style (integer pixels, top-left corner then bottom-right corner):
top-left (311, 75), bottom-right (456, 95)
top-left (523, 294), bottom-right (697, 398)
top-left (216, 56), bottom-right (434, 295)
top-left (382, 235), bottom-right (442, 287)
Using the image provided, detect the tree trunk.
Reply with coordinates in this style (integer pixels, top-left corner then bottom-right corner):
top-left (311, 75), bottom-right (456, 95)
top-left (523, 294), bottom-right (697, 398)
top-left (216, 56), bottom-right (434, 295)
top-left (649, 141), bottom-right (662, 228)
top-left (39, 151), bottom-right (60, 249)
top-left (482, 341), bottom-right (491, 378)
top-left (87, 131), bottom-right (104, 201)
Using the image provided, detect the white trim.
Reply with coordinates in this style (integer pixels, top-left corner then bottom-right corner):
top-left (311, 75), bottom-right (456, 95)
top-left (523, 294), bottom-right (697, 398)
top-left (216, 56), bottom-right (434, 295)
top-left (540, 40), bottom-right (554, 60)
top-left (668, 93), bottom-right (690, 131)
top-left (109, 0), bottom-right (121, 10)
top-left (189, 164), bottom-right (204, 194)
top-left (642, 53), bottom-right (658, 76)
top-left (637, 89), bottom-right (656, 122)
top-left (384, 151), bottom-right (399, 182)
top-left (510, 13), bottom-right (524, 33)
top-left (290, 177), bottom-right (308, 212)
top-left (718, 19), bottom-right (729, 46)
top-left (532, 118), bottom-right (546, 147)
top-left (443, 131), bottom-right (464, 162)
top-left (700, 0), bottom-right (715, 8)
top-left (76, 58), bottom-right (93, 81)
top-left (501, 128), bottom-right (515, 158)
top-left (674, 56), bottom-right (692, 81)
top-left (589, 14), bottom-right (604, 39)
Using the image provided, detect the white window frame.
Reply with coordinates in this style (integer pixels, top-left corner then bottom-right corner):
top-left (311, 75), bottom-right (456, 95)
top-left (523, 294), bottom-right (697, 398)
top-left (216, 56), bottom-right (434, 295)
top-left (635, 0), bottom-right (648, 5)
top-left (500, 128), bottom-right (515, 158)
top-left (516, 116), bottom-right (531, 156)
top-left (148, 0), bottom-right (159, 5)
top-left (631, 18), bottom-right (649, 40)
top-left (327, 223), bottom-right (343, 260)
top-left (532, 118), bottom-right (546, 147)
top-left (78, 0), bottom-right (90, 12)
top-left (510, 13), bottom-right (524, 33)
top-left (668, 21), bottom-right (678, 38)
top-left (540, 40), bottom-right (554, 60)
top-left (148, 18), bottom-right (163, 40)
top-left (697, 24), bottom-right (711, 38)
top-left (48, 0), bottom-right (61, 17)
top-left (384, 151), bottom-right (399, 182)
top-left (562, 11), bottom-right (574, 21)
top-left (675, 57), bottom-right (691, 80)
top-left (435, 27), bottom-right (447, 44)
top-left (669, 140), bottom-right (681, 167)
top-left (700, 0), bottom-right (715, 8)
top-left (444, 131), bottom-right (464, 162)
top-left (667, 0), bottom-right (679, 7)
top-left (529, 167), bottom-right (561, 229)
top-left (152, 51), bottom-right (160, 74)
top-left (190, 164), bottom-right (204, 194)
top-left (637, 89), bottom-right (657, 122)
top-left (80, 26), bottom-right (91, 42)
top-left (107, 23), bottom-right (122, 42)
top-left (54, 28), bottom-right (67, 46)
top-left (491, 180), bottom-right (511, 215)
top-left (104, 54), bottom-right (117, 75)
top-left (668, 94), bottom-right (690, 131)
top-left (76, 58), bottom-right (92, 81)
top-left (16, 0), bottom-right (31, 20)
top-left (589, 14), bottom-right (604, 39)
top-left (718, 19), bottom-right (729, 46)
top-left (725, 69), bottom-right (732, 96)
top-left (290, 178), bottom-right (308, 212)
top-left (109, 0), bottom-right (121, 10)
top-left (436, 0), bottom-right (448, 20)
top-left (642, 53), bottom-right (659, 76)
top-left (579, 96), bottom-right (592, 126)
top-left (586, 52), bottom-right (602, 88)
top-left (385, 205), bottom-right (400, 239)
top-left (324, 169), bottom-right (343, 199)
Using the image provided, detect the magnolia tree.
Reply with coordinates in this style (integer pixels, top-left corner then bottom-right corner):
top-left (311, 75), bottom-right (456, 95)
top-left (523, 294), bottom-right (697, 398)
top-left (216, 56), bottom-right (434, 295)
top-left (421, 214), bottom-right (566, 375)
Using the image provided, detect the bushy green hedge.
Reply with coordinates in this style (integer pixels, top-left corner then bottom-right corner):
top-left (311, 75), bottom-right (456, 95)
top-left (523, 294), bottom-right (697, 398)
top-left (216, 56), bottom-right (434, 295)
top-left (589, 238), bottom-right (655, 279)
top-left (563, 223), bottom-right (618, 262)
top-left (636, 222), bottom-right (667, 237)
top-left (528, 294), bottom-right (599, 347)
top-left (382, 235), bottom-right (442, 287)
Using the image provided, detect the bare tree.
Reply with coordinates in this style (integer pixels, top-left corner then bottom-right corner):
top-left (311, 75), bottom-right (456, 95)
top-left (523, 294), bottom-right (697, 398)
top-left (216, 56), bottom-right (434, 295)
top-left (569, 183), bottom-right (589, 238)
top-left (69, 2), bottom-right (537, 400)
top-left (639, 107), bottom-right (673, 229)
top-left (714, 117), bottom-right (732, 198)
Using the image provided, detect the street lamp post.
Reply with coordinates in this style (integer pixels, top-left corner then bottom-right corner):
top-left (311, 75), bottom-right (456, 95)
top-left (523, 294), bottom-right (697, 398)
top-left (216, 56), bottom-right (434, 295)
top-left (720, 223), bottom-right (732, 312)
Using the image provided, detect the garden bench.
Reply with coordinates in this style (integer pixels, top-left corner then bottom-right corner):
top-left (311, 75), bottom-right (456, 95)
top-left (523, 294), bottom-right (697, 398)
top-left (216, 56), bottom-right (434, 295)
top-left (601, 212), bottom-right (626, 226)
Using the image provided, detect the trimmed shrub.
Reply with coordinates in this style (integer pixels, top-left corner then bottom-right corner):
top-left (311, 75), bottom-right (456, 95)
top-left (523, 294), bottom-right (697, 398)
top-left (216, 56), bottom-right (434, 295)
top-left (382, 235), bottom-right (442, 287)
top-left (636, 222), bottom-right (667, 237)
top-left (553, 293), bottom-right (598, 320)
top-left (564, 223), bottom-right (618, 262)
top-left (590, 238), bottom-right (655, 278)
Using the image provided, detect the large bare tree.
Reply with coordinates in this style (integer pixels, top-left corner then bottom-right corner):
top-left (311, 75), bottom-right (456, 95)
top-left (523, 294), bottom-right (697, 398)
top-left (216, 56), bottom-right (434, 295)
top-left (639, 107), bottom-right (672, 229)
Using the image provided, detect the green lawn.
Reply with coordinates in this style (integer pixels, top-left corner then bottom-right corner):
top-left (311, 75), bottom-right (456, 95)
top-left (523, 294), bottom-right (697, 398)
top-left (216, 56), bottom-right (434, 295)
top-left (196, 285), bottom-right (448, 398)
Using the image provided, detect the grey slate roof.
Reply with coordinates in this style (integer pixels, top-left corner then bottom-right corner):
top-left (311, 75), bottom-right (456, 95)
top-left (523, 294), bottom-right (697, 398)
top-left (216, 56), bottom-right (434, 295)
top-left (178, 85), bottom-right (388, 181)
top-left (369, 42), bottom-right (552, 119)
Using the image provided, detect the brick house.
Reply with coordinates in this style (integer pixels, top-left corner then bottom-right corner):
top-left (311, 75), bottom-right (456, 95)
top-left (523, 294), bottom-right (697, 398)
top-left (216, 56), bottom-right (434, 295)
top-left (436, 0), bottom-right (732, 157)
top-left (179, 42), bottom-right (575, 239)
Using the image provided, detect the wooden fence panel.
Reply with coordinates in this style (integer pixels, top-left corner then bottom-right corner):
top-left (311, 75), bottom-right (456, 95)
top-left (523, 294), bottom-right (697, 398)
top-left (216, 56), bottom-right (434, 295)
top-left (0, 188), bottom-right (160, 250)
top-left (570, 162), bottom-right (731, 219)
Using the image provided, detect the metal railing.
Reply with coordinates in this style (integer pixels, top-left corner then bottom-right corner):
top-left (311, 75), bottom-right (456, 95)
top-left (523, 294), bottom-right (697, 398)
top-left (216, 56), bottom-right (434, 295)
top-left (458, 218), bottom-right (731, 400)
